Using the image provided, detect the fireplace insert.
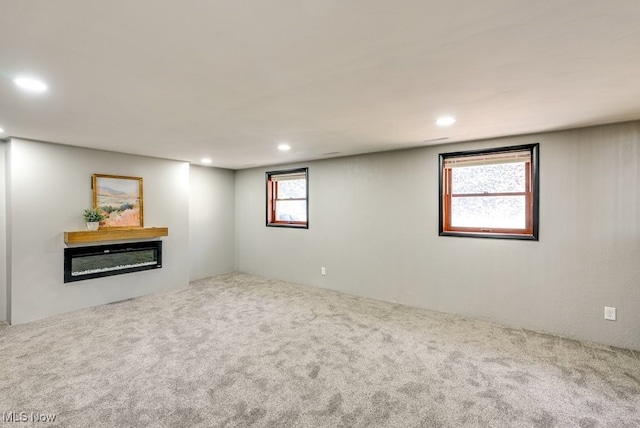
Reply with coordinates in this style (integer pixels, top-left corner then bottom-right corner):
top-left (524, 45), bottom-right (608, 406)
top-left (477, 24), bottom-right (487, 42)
top-left (64, 241), bottom-right (162, 283)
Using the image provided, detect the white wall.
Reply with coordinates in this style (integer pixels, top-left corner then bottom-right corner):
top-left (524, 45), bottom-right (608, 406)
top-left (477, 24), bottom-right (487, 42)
top-left (6, 138), bottom-right (191, 324)
top-left (189, 165), bottom-right (235, 280)
top-left (235, 121), bottom-right (640, 351)
top-left (0, 141), bottom-right (6, 321)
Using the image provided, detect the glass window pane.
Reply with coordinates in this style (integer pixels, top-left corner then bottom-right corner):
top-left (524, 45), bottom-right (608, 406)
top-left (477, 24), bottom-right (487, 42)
top-left (451, 196), bottom-right (526, 229)
top-left (275, 200), bottom-right (307, 222)
top-left (277, 179), bottom-right (306, 199)
top-left (452, 163), bottom-right (525, 194)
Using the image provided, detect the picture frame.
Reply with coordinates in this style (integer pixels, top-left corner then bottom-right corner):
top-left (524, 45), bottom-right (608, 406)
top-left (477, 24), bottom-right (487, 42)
top-left (92, 174), bottom-right (144, 228)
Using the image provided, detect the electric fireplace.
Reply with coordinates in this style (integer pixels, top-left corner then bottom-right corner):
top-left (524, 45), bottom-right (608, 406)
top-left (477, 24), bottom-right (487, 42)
top-left (64, 241), bottom-right (162, 283)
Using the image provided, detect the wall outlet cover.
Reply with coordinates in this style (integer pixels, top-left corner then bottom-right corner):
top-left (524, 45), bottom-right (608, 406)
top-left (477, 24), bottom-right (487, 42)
top-left (604, 307), bottom-right (616, 321)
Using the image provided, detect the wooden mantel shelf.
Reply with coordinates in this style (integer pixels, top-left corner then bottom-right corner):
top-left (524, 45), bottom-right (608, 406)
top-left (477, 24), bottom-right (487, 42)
top-left (64, 227), bottom-right (169, 244)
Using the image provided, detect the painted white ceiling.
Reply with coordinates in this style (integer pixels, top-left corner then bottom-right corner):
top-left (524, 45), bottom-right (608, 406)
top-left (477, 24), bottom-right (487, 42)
top-left (1, 1), bottom-right (639, 169)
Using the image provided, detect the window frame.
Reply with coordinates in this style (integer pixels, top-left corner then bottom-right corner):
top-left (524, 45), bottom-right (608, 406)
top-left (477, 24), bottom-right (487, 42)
top-left (439, 143), bottom-right (539, 240)
top-left (266, 167), bottom-right (309, 229)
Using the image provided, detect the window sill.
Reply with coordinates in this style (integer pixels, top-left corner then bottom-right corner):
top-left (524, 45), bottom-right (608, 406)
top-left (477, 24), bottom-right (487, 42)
top-left (266, 223), bottom-right (308, 229)
top-left (439, 231), bottom-right (537, 241)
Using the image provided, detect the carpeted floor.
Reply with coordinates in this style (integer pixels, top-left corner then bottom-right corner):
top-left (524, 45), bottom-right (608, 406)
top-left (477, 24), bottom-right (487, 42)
top-left (1, 273), bottom-right (639, 427)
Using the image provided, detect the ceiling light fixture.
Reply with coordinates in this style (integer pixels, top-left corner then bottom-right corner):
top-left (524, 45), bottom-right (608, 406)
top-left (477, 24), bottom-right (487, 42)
top-left (13, 77), bottom-right (48, 92)
top-left (0, 127), bottom-right (4, 134)
top-left (278, 143), bottom-right (291, 151)
top-left (436, 116), bottom-right (456, 126)
top-left (201, 158), bottom-right (212, 164)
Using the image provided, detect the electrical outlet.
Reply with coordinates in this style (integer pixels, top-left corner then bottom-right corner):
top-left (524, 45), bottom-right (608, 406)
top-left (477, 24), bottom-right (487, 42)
top-left (604, 307), bottom-right (616, 321)
top-left (321, 267), bottom-right (326, 276)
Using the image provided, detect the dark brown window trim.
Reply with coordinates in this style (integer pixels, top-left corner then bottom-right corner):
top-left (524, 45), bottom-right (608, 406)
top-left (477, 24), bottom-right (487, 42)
top-left (439, 143), bottom-right (539, 240)
top-left (266, 167), bottom-right (309, 229)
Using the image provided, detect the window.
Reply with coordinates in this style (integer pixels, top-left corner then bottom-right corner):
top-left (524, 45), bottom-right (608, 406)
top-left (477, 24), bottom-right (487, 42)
top-left (266, 168), bottom-right (308, 228)
top-left (439, 144), bottom-right (539, 240)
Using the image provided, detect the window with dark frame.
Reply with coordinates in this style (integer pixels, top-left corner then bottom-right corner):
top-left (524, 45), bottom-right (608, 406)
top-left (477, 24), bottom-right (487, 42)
top-left (266, 168), bottom-right (308, 228)
top-left (439, 144), bottom-right (539, 240)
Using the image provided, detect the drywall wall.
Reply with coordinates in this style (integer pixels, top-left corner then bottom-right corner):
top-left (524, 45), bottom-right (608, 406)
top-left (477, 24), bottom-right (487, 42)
top-left (235, 121), bottom-right (640, 350)
top-left (6, 138), bottom-right (190, 324)
top-left (189, 165), bottom-right (235, 280)
top-left (0, 141), bottom-right (6, 321)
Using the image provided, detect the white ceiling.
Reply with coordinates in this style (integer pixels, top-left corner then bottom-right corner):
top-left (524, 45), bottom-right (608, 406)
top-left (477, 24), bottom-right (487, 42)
top-left (1, 1), bottom-right (639, 169)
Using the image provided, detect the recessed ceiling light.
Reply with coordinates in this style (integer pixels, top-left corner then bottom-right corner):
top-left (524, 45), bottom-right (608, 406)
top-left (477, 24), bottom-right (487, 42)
top-left (278, 143), bottom-right (291, 151)
top-left (201, 158), bottom-right (212, 164)
top-left (436, 116), bottom-right (456, 126)
top-left (0, 127), bottom-right (4, 134)
top-left (13, 77), bottom-right (48, 92)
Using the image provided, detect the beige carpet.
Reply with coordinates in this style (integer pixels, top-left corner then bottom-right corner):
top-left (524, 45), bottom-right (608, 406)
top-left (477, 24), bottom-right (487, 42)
top-left (1, 272), bottom-right (639, 427)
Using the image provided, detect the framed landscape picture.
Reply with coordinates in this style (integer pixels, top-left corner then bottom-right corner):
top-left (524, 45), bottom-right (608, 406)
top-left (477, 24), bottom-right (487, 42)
top-left (92, 174), bottom-right (144, 228)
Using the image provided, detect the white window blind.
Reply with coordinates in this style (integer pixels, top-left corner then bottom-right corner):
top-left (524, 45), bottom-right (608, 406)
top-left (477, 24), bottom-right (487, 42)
top-left (269, 172), bottom-right (306, 181)
top-left (444, 150), bottom-right (530, 169)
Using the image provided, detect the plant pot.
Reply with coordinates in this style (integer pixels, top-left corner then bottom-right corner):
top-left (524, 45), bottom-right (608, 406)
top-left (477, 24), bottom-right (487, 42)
top-left (86, 222), bottom-right (99, 231)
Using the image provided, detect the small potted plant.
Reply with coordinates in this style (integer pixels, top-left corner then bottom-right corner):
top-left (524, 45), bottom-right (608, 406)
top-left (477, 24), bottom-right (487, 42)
top-left (83, 208), bottom-right (105, 231)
